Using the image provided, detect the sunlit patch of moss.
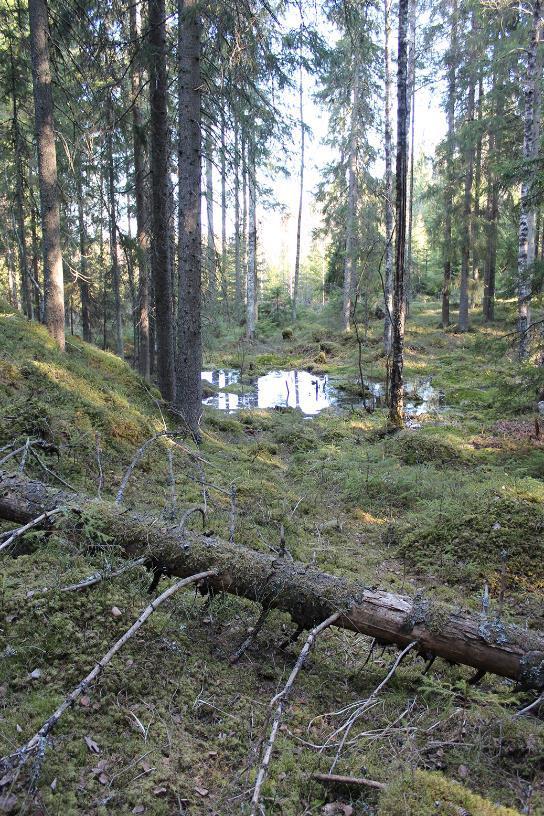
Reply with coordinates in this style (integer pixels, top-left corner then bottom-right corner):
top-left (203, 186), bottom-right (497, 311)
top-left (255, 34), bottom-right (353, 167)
top-left (378, 769), bottom-right (521, 816)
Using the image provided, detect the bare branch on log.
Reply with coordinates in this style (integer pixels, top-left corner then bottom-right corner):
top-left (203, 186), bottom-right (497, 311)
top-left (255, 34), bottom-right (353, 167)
top-left (0, 569), bottom-right (216, 774)
top-left (0, 508), bottom-right (65, 554)
top-left (18, 438), bottom-right (31, 473)
top-left (178, 505), bottom-right (206, 534)
top-left (250, 612), bottom-right (341, 816)
top-left (311, 772), bottom-right (386, 791)
top-left (515, 691), bottom-right (544, 718)
top-left (0, 445), bottom-right (31, 467)
top-left (26, 557), bottom-right (146, 597)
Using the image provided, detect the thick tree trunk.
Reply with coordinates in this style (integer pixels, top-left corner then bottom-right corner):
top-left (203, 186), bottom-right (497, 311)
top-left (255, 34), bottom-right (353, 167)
top-left (342, 64), bottom-right (360, 334)
top-left (471, 72), bottom-right (484, 305)
top-left (1, 473), bottom-right (543, 689)
top-left (517, 0), bottom-right (542, 358)
top-left (76, 164), bottom-right (92, 343)
top-left (292, 50), bottom-right (305, 322)
top-left (106, 110), bottom-right (123, 358)
top-left (442, 0), bottom-right (458, 329)
top-left (246, 142), bottom-right (257, 340)
top-left (242, 134), bottom-right (248, 306)
top-left (176, 0), bottom-right (202, 435)
top-left (130, 0), bottom-right (150, 383)
top-left (383, 0), bottom-right (394, 354)
top-left (149, 0), bottom-right (175, 401)
top-left (483, 52), bottom-right (502, 323)
top-left (28, 0), bottom-right (64, 349)
top-left (389, 0), bottom-right (409, 427)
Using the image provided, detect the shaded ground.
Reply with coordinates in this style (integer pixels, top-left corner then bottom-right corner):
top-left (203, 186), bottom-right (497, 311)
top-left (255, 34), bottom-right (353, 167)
top-left (0, 299), bottom-right (543, 815)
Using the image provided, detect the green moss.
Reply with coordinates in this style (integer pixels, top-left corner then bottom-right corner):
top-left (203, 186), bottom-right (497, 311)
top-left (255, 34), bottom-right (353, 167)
top-left (390, 430), bottom-right (468, 467)
top-left (378, 770), bottom-right (521, 816)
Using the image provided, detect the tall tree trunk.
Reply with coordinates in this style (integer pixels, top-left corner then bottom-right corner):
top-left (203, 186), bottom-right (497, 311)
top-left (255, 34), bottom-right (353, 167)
top-left (405, 0), bottom-right (416, 316)
top-left (206, 131), bottom-right (216, 299)
top-left (149, 0), bottom-right (175, 401)
top-left (389, 0), bottom-right (409, 427)
top-left (106, 104), bottom-right (123, 358)
top-left (383, 0), bottom-right (394, 354)
top-left (234, 122), bottom-right (242, 311)
top-left (30, 201), bottom-right (43, 320)
top-left (10, 43), bottom-right (32, 321)
top-left (292, 47), bottom-right (305, 322)
top-left (176, 0), bottom-right (202, 434)
top-left (242, 133), bottom-right (248, 306)
top-left (483, 52), bottom-right (502, 323)
top-left (471, 72), bottom-right (484, 305)
top-left (246, 142), bottom-right (257, 340)
top-left (28, 0), bottom-right (64, 349)
top-left (220, 105), bottom-right (228, 309)
top-left (459, 22), bottom-right (476, 334)
top-left (441, 0), bottom-right (458, 329)
top-left (342, 63), bottom-right (360, 333)
top-left (76, 163), bottom-right (92, 343)
top-left (517, 0), bottom-right (542, 358)
top-left (130, 0), bottom-right (150, 382)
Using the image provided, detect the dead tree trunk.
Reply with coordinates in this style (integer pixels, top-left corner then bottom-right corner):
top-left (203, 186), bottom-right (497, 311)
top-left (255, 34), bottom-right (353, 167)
top-left (1, 473), bottom-right (543, 689)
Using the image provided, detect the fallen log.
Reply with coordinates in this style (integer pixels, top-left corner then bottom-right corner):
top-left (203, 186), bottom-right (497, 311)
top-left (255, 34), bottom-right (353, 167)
top-left (1, 472), bottom-right (543, 689)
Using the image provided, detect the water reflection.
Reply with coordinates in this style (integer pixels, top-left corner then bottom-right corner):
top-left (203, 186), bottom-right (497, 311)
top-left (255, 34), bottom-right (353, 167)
top-left (201, 369), bottom-right (334, 415)
top-left (201, 369), bottom-right (445, 418)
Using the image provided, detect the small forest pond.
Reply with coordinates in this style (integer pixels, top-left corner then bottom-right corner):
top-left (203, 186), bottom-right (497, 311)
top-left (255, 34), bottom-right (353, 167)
top-left (201, 369), bottom-right (445, 418)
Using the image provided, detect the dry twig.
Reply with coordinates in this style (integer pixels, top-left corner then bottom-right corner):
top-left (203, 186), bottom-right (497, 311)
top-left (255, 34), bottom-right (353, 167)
top-left (250, 611), bottom-right (340, 816)
top-left (26, 557), bottom-right (146, 597)
top-left (311, 772), bottom-right (385, 790)
top-left (0, 508), bottom-right (65, 554)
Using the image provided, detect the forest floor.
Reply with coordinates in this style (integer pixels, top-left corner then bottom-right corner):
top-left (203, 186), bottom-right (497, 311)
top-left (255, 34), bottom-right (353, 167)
top-left (0, 297), bottom-right (543, 815)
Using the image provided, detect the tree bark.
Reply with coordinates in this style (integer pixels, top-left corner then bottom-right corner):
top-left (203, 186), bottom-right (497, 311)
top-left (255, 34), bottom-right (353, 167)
top-left (1, 473), bottom-right (543, 689)
top-left (458, 24), bottom-right (476, 333)
top-left (342, 63), bottom-right (359, 334)
top-left (130, 0), bottom-right (150, 383)
top-left (405, 0), bottom-right (416, 317)
top-left (234, 121), bottom-right (242, 311)
top-left (383, 0), bottom-right (394, 355)
top-left (246, 140), bottom-right (257, 340)
top-left (442, 0), bottom-right (458, 329)
top-left (76, 163), bottom-right (92, 343)
top-left (292, 46), bottom-right (305, 322)
top-left (28, 0), bottom-right (64, 349)
top-left (10, 43), bottom-right (32, 321)
top-left (517, 0), bottom-right (542, 358)
top-left (106, 104), bottom-right (123, 358)
top-left (206, 130), bottom-right (216, 299)
top-left (220, 105), bottom-right (228, 310)
top-left (389, 0), bottom-right (409, 427)
top-left (176, 0), bottom-right (203, 435)
top-left (149, 0), bottom-right (175, 401)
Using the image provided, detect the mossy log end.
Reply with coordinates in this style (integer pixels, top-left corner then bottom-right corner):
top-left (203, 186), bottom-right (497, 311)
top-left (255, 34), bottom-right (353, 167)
top-left (1, 472), bottom-right (543, 689)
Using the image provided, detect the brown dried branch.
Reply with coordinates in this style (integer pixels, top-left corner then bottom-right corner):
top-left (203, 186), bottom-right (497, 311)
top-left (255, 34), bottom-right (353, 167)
top-left (311, 772), bottom-right (386, 791)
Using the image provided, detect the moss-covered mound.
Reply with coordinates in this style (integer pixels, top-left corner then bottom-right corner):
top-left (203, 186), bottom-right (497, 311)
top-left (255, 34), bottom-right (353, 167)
top-left (390, 429), bottom-right (467, 467)
top-left (378, 770), bottom-right (520, 815)
top-left (403, 488), bottom-right (544, 589)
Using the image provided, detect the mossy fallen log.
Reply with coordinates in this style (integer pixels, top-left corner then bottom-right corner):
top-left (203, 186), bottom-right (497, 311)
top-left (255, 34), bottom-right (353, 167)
top-left (1, 472), bottom-right (543, 689)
